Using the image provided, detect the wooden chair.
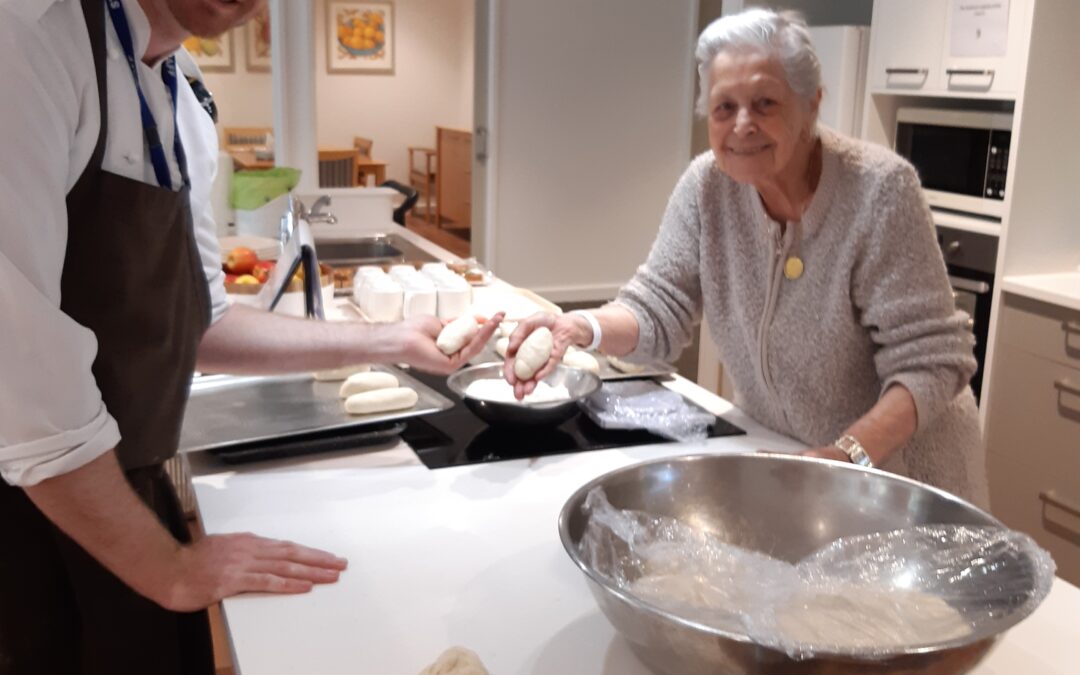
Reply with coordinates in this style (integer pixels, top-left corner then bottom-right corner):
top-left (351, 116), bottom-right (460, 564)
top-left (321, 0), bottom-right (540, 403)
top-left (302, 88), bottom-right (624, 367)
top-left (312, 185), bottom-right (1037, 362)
top-left (408, 146), bottom-right (437, 224)
top-left (317, 149), bottom-right (359, 188)
top-left (353, 136), bottom-right (374, 185)
top-left (436, 127), bottom-right (472, 230)
top-left (223, 127), bottom-right (272, 151)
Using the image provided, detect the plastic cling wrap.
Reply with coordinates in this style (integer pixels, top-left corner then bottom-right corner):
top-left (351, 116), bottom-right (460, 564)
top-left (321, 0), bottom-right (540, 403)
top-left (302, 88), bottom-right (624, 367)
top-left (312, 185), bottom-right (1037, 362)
top-left (581, 380), bottom-right (716, 443)
top-left (578, 488), bottom-right (1056, 660)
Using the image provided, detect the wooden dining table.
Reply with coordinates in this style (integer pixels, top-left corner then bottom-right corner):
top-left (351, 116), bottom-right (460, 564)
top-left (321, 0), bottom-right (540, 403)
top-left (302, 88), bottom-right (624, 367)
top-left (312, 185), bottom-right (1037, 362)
top-left (229, 150), bottom-right (275, 171)
top-left (230, 148), bottom-right (388, 186)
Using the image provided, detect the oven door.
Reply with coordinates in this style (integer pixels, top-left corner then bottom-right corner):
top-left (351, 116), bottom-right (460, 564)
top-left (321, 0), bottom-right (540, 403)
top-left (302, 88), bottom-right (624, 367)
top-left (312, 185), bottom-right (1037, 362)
top-left (949, 274), bottom-right (993, 402)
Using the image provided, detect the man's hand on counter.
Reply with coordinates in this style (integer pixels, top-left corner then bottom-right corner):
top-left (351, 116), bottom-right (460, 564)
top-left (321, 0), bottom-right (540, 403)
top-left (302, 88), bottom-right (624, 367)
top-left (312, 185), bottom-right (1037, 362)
top-left (165, 533), bottom-right (348, 612)
top-left (394, 313), bottom-right (504, 375)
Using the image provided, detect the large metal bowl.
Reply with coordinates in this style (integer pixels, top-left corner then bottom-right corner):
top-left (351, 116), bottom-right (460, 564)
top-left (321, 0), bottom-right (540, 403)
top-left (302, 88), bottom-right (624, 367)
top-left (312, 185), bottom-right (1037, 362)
top-left (559, 453), bottom-right (1039, 675)
top-left (447, 363), bottom-right (601, 427)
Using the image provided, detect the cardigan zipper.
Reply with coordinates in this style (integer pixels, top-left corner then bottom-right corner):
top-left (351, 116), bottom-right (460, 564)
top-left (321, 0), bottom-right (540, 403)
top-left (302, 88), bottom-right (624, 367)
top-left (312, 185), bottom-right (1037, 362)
top-left (757, 222), bottom-right (791, 419)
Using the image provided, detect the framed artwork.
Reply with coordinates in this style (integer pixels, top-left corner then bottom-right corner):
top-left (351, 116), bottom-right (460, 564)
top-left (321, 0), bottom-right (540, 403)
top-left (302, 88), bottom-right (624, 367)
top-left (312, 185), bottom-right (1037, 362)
top-left (327, 1), bottom-right (395, 74)
top-left (246, 9), bottom-right (272, 72)
top-left (182, 31), bottom-right (235, 73)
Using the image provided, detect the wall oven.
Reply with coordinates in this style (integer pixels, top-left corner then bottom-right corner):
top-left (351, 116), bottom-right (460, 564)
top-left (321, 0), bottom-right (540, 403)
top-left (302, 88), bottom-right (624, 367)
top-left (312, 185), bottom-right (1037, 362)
top-left (896, 108), bottom-right (1013, 219)
top-left (937, 225), bottom-right (998, 402)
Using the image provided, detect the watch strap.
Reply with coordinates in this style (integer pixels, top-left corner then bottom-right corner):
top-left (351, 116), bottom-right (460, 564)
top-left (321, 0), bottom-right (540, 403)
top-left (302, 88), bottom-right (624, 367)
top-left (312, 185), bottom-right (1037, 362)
top-left (834, 434), bottom-right (873, 467)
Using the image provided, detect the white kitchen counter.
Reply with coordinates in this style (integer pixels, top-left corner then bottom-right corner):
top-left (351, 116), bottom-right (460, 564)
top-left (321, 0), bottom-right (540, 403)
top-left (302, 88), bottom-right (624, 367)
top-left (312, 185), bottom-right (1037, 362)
top-left (188, 376), bottom-right (1080, 675)
top-left (1001, 272), bottom-right (1080, 312)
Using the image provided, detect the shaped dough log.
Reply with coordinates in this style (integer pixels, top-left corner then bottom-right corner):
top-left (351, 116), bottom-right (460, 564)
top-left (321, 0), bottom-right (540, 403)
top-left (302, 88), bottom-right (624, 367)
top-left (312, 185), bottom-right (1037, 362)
top-left (513, 327), bottom-right (553, 380)
top-left (436, 316), bottom-right (479, 355)
top-left (562, 349), bottom-right (600, 375)
top-left (498, 321), bottom-right (518, 338)
top-left (338, 371), bottom-right (399, 398)
top-left (494, 336), bottom-right (510, 358)
top-left (418, 646), bottom-right (489, 675)
top-left (313, 364), bottom-right (371, 381)
top-left (344, 387), bottom-right (419, 415)
top-left (606, 354), bottom-right (647, 374)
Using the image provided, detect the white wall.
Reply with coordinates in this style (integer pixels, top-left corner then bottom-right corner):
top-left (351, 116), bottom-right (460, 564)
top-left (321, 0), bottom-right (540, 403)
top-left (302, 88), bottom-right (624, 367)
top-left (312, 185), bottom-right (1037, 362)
top-left (202, 0), bottom-right (474, 185)
top-left (484, 0), bottom-right (698, 301)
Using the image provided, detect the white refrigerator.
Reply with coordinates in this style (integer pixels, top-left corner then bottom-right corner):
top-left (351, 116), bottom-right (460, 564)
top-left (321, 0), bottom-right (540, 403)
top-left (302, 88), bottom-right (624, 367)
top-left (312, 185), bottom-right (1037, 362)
top-left (807, 26), bottom-right (870, 137)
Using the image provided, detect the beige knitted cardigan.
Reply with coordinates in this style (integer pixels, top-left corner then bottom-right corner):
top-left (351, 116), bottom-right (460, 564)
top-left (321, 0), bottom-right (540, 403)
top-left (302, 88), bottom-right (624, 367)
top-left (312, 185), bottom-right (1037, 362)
top-left (616, 128), bottom-right (988, 508)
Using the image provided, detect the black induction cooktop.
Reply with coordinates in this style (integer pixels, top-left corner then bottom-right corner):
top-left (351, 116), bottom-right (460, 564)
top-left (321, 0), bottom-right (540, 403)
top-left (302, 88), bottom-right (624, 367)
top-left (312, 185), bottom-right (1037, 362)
top-left (402, 370), bottom-right (744, 470)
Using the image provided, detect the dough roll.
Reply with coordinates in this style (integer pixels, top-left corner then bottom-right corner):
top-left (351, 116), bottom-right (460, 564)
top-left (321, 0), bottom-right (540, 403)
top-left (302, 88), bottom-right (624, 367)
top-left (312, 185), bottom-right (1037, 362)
top-left (344, 387), bottom-right (419, 415)
top-left (339, 371), bottom-right (399, 398)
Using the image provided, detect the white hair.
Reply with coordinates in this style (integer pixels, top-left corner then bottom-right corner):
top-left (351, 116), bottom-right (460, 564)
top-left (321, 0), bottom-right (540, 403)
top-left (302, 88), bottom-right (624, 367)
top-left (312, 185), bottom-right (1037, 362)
top-left (694, 8), bottom-right (822, 117)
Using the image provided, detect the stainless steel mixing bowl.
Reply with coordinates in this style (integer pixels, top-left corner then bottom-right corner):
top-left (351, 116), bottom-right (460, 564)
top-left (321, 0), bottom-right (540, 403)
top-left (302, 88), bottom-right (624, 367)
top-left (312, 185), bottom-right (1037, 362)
top-left (559, 453), bottom-right (1042, 675)
top-left (447, 363), bottom-right (601, 427)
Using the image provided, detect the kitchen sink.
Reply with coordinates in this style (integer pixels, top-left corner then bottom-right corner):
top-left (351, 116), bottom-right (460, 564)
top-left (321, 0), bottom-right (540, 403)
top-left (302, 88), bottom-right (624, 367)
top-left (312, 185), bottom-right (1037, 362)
top-left (314, 234), bottom-right (438, 266)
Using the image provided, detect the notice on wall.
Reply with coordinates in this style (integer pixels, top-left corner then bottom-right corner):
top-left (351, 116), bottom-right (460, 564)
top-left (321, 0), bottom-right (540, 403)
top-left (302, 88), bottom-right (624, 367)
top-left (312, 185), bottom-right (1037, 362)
top-left (950, 0), bottom-right (1010, 57)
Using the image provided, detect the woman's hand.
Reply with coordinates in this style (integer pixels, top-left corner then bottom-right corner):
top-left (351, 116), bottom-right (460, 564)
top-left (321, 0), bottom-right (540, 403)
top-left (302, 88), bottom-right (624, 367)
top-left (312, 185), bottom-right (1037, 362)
top-left (800, 446), bottom-right (851, 463)
top-left (395, 313), bottom-right (504, 375)
top-left (502, 312), bottom-right (591, 399)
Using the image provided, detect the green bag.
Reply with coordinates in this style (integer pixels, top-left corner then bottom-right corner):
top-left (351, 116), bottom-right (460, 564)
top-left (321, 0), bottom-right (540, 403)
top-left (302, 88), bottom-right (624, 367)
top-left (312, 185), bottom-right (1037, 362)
top-left (230, 168), bottom-right (302, 210)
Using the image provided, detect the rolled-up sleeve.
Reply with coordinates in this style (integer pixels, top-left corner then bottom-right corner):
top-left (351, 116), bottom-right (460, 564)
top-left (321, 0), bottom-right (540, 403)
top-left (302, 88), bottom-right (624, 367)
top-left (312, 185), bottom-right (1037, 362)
top-left (0, 10), bottom-right (120, 486)
top-left (615, 162), bottom-right (704, 363)
top-left (852, 163), bottom-right (977, 432)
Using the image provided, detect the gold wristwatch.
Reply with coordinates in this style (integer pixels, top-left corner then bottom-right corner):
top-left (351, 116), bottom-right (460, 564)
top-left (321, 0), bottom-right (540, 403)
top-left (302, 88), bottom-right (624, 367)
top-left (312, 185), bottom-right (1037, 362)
top-left (834, 434), bottom-right (873, 467)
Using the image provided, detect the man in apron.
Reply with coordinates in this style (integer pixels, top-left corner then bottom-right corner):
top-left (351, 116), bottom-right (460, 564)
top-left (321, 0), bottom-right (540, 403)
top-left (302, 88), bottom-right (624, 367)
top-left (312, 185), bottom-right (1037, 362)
top-left (0, 1), bottom-right (498, 672)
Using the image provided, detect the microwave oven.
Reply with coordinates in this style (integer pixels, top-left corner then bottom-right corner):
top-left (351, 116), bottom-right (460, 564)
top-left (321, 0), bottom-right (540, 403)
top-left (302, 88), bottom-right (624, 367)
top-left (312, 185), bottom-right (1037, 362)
top-left (895, 108), bottom-right (1013, 219)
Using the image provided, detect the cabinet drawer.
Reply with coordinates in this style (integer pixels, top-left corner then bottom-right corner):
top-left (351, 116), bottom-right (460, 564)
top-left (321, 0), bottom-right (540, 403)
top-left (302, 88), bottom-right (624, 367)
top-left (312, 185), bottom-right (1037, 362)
top-left (986, 346), bottom-right (1080, 584)
top-left (998, 294), bottom-right (1080, 369)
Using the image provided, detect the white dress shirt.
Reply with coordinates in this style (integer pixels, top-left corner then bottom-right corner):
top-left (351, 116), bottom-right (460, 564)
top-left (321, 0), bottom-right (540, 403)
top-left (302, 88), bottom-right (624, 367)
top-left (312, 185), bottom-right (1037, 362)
top-left (0, 0), bottom-right (228, 486)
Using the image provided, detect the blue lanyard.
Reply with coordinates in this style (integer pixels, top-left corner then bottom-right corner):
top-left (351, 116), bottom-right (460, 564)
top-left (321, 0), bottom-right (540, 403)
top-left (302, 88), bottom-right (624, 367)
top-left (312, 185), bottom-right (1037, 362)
top-left (105, 0), bottom-right (189, 190)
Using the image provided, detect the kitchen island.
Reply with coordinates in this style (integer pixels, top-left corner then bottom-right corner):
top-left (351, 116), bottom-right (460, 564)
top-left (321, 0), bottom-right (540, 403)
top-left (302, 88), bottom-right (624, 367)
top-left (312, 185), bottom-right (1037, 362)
top-left (189, 224), bottom-right (1080, 675)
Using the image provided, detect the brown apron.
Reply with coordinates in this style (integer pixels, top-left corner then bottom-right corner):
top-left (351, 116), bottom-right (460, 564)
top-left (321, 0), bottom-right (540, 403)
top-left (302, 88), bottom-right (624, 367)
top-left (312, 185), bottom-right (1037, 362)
top-left (0, 0), bottom-right (214, 671)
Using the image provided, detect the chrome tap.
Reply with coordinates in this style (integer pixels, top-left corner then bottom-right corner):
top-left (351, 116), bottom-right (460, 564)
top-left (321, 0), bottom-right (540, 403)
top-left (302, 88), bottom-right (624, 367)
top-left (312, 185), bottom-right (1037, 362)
top-left (306, 195), bottom-right (337, 225)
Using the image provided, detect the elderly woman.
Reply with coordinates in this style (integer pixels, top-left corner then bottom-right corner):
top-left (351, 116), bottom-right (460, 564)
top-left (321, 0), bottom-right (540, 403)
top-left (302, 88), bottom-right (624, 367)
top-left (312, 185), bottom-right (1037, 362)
top-left (504, 9), bottom-right (988, 507)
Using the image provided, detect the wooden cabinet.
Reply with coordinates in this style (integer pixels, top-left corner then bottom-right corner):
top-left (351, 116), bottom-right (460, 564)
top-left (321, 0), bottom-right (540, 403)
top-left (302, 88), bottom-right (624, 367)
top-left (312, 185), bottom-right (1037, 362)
top-left (986, 294), bottom-right (1080, 585)
top-left (869, 0), bottom-right (1032, 98)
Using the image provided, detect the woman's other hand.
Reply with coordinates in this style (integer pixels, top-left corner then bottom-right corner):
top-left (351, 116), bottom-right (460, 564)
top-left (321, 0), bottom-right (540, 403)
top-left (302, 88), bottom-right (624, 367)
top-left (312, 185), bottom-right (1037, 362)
top-left (800, 446), bottom-right (851, 463)
top-left (502, 312), bottom-right (591, 399)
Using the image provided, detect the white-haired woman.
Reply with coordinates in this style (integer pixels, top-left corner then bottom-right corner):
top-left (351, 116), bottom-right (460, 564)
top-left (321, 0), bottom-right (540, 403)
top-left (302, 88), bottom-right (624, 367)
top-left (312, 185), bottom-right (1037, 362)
top-left (504, 9), bottom-right (988, 506)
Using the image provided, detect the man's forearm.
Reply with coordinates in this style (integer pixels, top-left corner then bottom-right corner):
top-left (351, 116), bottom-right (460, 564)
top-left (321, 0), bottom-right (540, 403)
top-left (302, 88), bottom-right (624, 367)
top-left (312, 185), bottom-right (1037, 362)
top-left (196, 304), bottom-right (402, 374)
top-left (23, 450), bottom-right (183, 607)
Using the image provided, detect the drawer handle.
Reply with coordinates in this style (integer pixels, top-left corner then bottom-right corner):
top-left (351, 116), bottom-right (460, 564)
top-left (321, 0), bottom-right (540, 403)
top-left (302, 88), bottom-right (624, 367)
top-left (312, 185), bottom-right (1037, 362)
top-left (1040, 490), bottom-right (1080, 520)
top-left (886, 68), bottom-right (928, 75)
top-left (1055, 378), bottom-right (1080, 397)
top-left (946, 68), bottom-right (996, 76)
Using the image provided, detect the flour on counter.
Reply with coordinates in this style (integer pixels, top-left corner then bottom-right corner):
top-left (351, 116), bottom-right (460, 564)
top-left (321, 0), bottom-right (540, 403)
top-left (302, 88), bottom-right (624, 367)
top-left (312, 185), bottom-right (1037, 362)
top-left (464, 378), bottom-right (570, 404)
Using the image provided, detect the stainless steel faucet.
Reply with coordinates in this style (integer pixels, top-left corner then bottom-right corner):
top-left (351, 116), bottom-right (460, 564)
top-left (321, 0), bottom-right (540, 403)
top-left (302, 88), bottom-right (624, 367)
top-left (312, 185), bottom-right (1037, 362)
top-left (281, 194), bottom-right (337, 244)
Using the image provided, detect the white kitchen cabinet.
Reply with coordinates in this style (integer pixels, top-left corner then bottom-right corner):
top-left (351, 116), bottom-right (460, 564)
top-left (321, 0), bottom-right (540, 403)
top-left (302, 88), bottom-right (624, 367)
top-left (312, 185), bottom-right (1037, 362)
top-left (867, 0), bottom-right (946, 92)
top-left (869, 0), bottom-right (1032, 99)
top-left (940, 0), bottom-right (1032, 97)
top-left (986, 294), bottom-right (1080, 585)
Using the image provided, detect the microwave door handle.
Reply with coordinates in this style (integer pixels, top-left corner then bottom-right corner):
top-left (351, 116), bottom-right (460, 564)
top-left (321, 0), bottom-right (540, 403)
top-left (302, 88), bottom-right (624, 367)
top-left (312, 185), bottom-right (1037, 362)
top-left (948, 275), bottom-right (991, 295)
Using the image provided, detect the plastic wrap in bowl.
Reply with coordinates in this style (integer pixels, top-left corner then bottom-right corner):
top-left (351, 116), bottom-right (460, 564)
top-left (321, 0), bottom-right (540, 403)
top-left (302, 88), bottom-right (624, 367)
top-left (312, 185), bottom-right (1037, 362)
top-left (559, 453), bottom-right (1054, 675)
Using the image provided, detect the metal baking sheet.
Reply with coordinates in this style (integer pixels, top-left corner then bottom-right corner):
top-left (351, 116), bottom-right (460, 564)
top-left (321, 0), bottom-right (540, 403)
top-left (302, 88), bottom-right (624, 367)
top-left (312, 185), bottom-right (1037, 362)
top-left (470, 337), bottom-right (677, 381)
top-left (179, 365), bottom-right (453, 453)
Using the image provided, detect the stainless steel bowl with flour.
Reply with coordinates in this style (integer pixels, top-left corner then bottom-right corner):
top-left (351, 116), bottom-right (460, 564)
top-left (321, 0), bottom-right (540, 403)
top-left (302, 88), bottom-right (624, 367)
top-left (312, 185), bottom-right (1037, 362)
top-left (447, 363), bottom-right (601, 427)
top-left (559, 453), bottom-right (1054, 675)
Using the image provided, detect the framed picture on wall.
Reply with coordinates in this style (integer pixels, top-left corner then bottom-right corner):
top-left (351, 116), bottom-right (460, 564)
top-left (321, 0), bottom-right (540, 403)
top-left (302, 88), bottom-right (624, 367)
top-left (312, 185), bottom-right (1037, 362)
top-left (327, 1), bottom-right (395, 74)
top-left (246, 8), bottom-right (271, 72)
top-left (182, 31), bottom-right (235, 73)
